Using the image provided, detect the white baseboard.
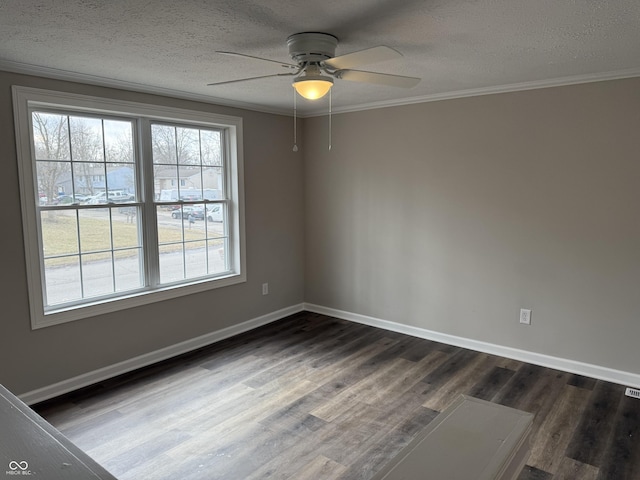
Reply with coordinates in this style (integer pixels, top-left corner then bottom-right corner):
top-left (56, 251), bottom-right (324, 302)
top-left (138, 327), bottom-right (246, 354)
top-left (304, 303), bottom-right (640, 389)
top-left (21, 302), bottom-right (639, 405)
top-left (20, 304), bottom-right (305, 405)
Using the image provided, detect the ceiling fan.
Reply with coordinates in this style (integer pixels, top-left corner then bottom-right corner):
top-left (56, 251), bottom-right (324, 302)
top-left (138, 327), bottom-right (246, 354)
top-left (208, 32), bottom-right (420, 100)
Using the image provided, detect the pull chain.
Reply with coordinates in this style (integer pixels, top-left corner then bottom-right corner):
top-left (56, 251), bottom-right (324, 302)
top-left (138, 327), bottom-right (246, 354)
top-left (328, 88), bottom-right (332, 151)
top-left (293, 87), bottom-right (298, 152)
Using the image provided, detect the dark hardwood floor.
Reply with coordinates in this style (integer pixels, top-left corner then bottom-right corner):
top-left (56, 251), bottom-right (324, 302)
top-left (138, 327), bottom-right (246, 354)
top-left (34, 312), bottom-right (640, 479)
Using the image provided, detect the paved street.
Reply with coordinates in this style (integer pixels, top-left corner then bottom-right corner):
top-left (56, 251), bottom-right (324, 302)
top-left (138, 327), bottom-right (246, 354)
top-left (44, 209), bottom-right (226, 306)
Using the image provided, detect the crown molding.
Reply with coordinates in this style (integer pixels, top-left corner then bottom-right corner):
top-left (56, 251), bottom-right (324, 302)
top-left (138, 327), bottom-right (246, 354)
top-left (0, 60), bottom-right (291, 117)
top-left (2, 60), bottom-right (639, 119)
top-left (303, 67), bottom-right (640, 117)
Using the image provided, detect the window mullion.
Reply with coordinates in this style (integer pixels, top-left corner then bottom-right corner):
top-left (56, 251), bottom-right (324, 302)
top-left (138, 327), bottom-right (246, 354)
top-left (139, 118), bottom-right (160, 288)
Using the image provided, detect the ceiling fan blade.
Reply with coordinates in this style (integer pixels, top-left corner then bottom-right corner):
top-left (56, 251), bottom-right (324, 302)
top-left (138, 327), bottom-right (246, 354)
top-left (335, 69), bottom-right (420, 88)
top-left (216, 51), bottom-right (298, 70)
top-left (323, 46), bottom-right (402, 70)
top-left (207, 72), bottom-right (298, 87)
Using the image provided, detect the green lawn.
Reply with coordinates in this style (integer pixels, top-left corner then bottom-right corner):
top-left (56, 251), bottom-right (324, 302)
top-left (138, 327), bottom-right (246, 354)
top-left (40, 210), bottom-right (220, 265)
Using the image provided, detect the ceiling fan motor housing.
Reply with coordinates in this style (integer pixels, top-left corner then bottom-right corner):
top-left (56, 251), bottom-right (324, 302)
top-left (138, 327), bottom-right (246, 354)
top-left (287, 32), bottom-right (338, 64)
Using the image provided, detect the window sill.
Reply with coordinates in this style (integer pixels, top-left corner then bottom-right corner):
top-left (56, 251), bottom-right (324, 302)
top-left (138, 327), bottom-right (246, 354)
top-left (34, 272), bottom-right (246, 330)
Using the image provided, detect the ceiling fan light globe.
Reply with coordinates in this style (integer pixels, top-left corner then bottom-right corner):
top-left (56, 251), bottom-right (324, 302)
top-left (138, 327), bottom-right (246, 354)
top-left (292, 77), bottom-right (333, 100)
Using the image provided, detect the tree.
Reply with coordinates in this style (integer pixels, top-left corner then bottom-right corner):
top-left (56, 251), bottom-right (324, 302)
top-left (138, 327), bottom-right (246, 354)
top-left (152, 125), bottom-right (199, 165)
top-left (32, 114), bottom-right (136, 201)
top-left (151, 125), bottom-right (222, 166)
top-left (200, 129), bottom-right (222, 167)
top-left (32, 112), bottom-right (70, 203)
top-left (69, 116), bottom-right (105, 196)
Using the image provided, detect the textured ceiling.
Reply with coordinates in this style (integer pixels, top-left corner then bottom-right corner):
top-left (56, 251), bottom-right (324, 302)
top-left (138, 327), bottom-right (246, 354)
top-left (1, 0), bottom-right (639, 115)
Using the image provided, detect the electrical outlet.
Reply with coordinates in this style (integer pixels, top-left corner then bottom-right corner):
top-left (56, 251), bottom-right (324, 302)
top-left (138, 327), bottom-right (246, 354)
top-left (519, 308), bottom-right (531, 325)
top-left (626, 387), bottom-right (640, 399)
top-left (262, 283), bottom-right (269, 295)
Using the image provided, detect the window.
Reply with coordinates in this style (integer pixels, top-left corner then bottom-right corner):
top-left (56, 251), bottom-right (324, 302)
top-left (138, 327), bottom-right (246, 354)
top-left (13, 87), bottom-right (245, 329)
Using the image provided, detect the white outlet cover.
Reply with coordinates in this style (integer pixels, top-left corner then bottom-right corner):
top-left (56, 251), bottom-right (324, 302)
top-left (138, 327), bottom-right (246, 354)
top-left (520, 309), bottom-right (532, 325)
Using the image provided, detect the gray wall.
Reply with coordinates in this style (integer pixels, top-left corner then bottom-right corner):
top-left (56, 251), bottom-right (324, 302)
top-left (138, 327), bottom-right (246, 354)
top-left (0, 71), bottom-right (305, 395)
top-left (2, 71), bottom-right (638, 396)
top-left (304, 77), bottom-right (640, 375)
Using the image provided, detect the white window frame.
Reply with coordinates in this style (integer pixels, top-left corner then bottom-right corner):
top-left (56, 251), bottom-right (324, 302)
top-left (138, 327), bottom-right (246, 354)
top-left (13, 86), bottom-right (246, 329)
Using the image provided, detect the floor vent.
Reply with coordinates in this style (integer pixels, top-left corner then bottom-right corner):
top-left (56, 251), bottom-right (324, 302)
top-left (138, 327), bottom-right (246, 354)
top-left (626, 387), bottom-right (640, 399)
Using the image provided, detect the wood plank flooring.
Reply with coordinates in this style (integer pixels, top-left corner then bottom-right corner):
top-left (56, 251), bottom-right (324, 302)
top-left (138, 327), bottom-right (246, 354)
top-left (34, 312), bottom-right (640, 480)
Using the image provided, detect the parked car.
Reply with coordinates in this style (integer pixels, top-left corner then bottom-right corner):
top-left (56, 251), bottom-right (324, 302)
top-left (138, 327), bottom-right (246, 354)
top-left (206, 205), bottom-right (224, 222)
top-left (86, 191), bottom-right (134, 204)
top-left (53, 194), bottom-right (74, 204)
top-left (171, 206), bottom-right (205, 220)
top-left (53, 194), bottom-right (91, 205)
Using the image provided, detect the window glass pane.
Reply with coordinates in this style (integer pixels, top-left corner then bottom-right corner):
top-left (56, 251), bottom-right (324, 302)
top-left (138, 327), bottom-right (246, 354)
top-left (176, 127), bottom-right (200, 165)
top-left (69, 116), bottom-right (104, 163)
top-left (41, 210), bottom-right (78, 256)
top-left (159, 244), bottom-right (185, 284)
top-left (81, 252), bottom-right (114, 297)
top-left (182, 203), bottom-right (206, 241)
top-left (31, 112), bottom-right (70, 161)
top-left (178, 165), bottom-right (202, 200)
top-left (152, 124), bottom-right (177, 164)
top-left (106, 163), bottom-right (136, 201)
top-left (84, 166), bottom-right (109, 204)
top-left (208, 239), bottom-right (228, 274)
top-left (44, 257), bottom-right (81, 306)
top-left (114, 207), bottom-right (141, 249)
top-left (202, 167), bottom-right (223, 199)
top-left (185, 241), bottom-right (207, 278)
top-left (154, 165), bottom-right (179, 202)
top-left (201, 130), bottom-right (222, 166)
top-left (158, 205), bottom-right (184, 244)
top-left (205, 204), bottom-right (226, 237)
top-left (79, 208), bottom-right (112, 253)
top-left (72, 162), bottom-right (101, 200)
top-left (114, 249), bottom-right (143, 291)
top-left (104, 119), bottom-right (134, 163)
top-left (36, 161), bottom-right (71, 205)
